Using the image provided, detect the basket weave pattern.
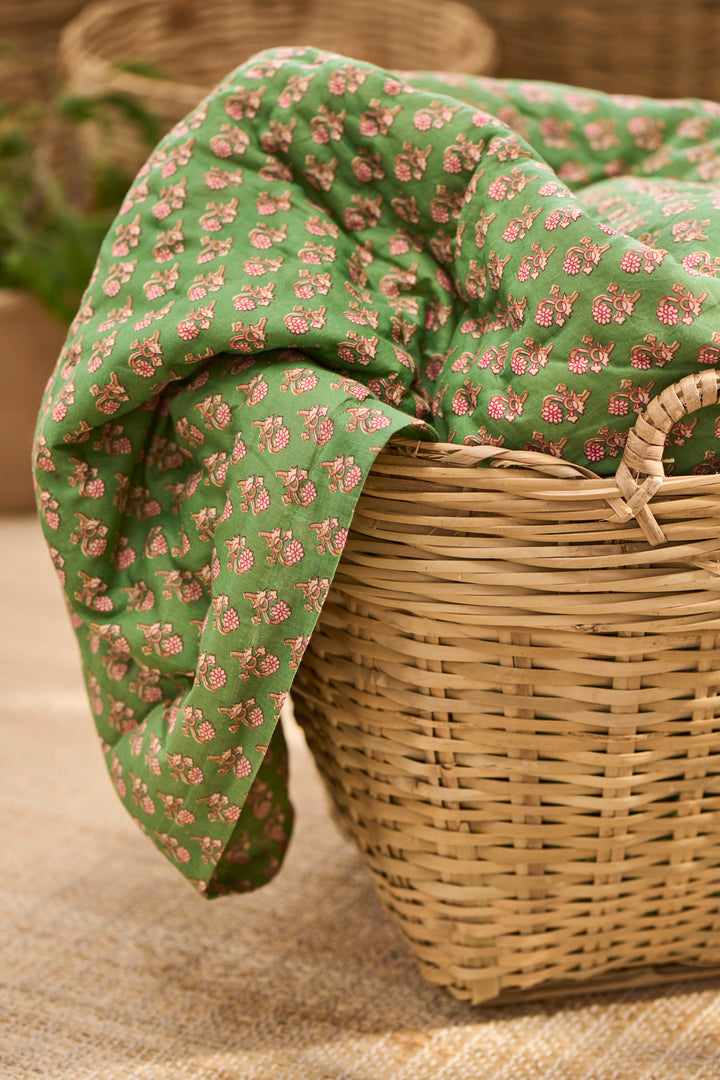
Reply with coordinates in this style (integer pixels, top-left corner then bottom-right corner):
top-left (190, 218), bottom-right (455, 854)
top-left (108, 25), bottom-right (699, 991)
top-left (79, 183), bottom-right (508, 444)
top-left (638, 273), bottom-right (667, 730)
top-left (292, 373), bottom-right (720, 1004)
top-left (0, 0), bottom-right (88, 99)
top-left (60, 0), bottom-right (497, 168)
top-left (472, 0), bottom-right (720, 99)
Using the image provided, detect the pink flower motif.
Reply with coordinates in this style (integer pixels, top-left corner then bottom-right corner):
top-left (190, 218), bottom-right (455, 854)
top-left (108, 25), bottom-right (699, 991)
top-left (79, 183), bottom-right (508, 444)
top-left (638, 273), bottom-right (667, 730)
top-left (221, 608), bottom-right (241, 633)
top-left (234, 754), bottom-right (252, 779)
top-left (270, 426), bottom-right (291, 453)
top-left (620, 250), bottom-right (643, 273)
top-left (177, 320), bottom-right (199, 341)
top-left (282, 539), bottom-right (304, 565)
top-left (316, 417), bottom-right (335, 445)
top-left (584, 441), bottom-right (606, 462)
top-left (328, 72), bottom-right (347, 95)
top-left (210, 136), bottom-right (232, 158)
top-left (443, 150), bottom-right (462, 174)
top-left (541, 400), bottom-right (564, 424)
top-left (248, 380), bottom-right (268, 405)
top-left (236, 550), bottom-right (254, 574)
top-left (161, 634), bottom-right (184, 656)
top-left (488, 178), bottom-right (508, 200)
top-left (656, 303), bottom-right (678, 326)
top-left (232, 439), bottom-right (247, 464)
top-left (563, 252), bottom-right (582, 275)
top-left (259, 653), bottom-right (280, 676)
top-left (270, 600), bottom-right (291, 623)
top-left (205, 169), bottom-right (228, 190)
top-left (344, 464), bottom-right (363, 490)
top-left (207, 667), bottom-right (227, 690)
top-left (592, 300), bottom-right (612, 325)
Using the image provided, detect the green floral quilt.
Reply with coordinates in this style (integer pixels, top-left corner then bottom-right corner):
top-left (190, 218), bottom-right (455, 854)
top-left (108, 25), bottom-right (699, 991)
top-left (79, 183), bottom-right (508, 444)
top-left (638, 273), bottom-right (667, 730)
top-left (34, 47), bottom-right (720, 895)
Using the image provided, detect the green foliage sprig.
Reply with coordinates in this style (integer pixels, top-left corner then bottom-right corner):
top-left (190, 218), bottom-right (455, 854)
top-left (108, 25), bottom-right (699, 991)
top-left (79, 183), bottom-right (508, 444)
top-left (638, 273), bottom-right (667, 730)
top-left (0, 76), bottom-right (163, 322)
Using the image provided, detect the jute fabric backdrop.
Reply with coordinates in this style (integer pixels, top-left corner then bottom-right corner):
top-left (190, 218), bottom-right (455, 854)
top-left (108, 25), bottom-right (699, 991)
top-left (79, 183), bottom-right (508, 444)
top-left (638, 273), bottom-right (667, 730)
top-left (3, 514), bottom-right (720, 1079)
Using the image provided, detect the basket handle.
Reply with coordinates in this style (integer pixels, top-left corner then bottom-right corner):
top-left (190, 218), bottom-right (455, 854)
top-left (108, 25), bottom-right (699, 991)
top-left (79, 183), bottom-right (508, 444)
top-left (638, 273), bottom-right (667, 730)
top-left (608, 369), bottom-right (720, 544)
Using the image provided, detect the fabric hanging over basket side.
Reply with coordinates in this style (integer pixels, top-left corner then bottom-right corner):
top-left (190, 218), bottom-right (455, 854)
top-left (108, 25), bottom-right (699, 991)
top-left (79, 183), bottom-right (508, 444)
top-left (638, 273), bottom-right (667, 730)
top-left (33, 46), bottom-right (720, 896)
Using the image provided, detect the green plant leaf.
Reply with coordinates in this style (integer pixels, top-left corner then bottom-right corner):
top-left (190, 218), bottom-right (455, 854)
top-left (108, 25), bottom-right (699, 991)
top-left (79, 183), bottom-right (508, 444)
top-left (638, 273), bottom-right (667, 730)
top-left (0, 74), bottom-right (164, 321)
top-left (95, 90), bottom-right (164, 147)
top-left (112, 59), bottom-right (171, 81)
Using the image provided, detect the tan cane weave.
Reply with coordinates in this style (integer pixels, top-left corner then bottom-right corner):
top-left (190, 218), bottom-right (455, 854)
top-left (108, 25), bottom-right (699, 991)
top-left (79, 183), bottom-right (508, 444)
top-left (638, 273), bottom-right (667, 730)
top-left (292, 371), bottom-right (720, 1004)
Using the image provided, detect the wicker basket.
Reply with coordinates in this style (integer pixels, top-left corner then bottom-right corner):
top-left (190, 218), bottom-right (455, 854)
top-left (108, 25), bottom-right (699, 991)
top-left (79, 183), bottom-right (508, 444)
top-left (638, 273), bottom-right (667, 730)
top-left (291, 370), bottom-right (720, 1005)
top-left (0, 0), bottom-right (88, 99)
top-left (59, 0), bottom-right (497, 170)
top-left (472, 0), bottom-right (720, 100)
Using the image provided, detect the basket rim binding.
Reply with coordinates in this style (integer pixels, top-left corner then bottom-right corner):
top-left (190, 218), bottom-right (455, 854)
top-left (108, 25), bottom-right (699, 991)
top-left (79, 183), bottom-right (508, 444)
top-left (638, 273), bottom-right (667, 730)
top-left (381, 369), bottom-right (720, 547)
top-left (59, 0), bottom-right (499, 108)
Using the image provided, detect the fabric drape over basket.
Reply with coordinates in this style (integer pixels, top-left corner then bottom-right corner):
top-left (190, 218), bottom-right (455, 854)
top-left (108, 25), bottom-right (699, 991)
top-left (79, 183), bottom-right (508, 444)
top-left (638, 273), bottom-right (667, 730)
top-left (33, 47), bottom-right (720, 913)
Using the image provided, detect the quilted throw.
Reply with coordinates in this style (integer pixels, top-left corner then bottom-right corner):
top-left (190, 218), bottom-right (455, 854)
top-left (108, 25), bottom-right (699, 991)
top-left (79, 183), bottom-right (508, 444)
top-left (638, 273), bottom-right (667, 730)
top-left (34, 47), bottom-right (720, 896)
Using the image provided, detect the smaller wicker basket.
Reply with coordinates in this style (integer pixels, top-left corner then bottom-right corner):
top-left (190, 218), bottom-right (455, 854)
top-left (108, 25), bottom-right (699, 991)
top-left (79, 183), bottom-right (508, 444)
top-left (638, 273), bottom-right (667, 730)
top-left (292, 370), bottom-right (720, 1005)
top-left (472, 0), bottom-right (720, 100)
top-left (59, 0), bottom-right (497, 169)
top-left (0, 0), bottom-right (88, 100)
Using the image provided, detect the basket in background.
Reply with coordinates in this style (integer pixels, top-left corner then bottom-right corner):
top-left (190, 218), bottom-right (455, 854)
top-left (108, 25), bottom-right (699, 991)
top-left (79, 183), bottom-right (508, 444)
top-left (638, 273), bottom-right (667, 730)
top-left (470, 0), bottom-right (720, 100)
top-left (292, 371), bottom-right (720, 1004)
top-left (0, 0), bottom-right (88, 99)
top-left (59, 0), bottom-right (498, 170)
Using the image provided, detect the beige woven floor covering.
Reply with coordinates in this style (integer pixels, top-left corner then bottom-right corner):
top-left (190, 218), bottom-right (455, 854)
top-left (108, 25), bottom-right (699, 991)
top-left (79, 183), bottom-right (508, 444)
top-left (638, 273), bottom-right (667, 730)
top-left (3, 514), bottom-right (720, 1080)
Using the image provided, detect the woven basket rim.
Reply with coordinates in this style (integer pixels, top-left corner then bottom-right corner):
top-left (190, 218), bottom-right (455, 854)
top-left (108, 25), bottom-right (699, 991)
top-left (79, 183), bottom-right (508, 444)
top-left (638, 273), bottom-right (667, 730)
top-left (382, 371), bottom-right (720, 546)
top-left (60, 0), bottom-right (498, 109)
top-left (380, 437), bottom-right (720, 498)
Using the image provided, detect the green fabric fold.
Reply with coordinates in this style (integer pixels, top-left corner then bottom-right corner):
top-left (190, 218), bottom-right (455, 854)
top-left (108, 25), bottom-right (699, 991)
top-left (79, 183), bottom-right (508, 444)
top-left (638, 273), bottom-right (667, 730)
top-left (34, 47), bottom-right (720, 894)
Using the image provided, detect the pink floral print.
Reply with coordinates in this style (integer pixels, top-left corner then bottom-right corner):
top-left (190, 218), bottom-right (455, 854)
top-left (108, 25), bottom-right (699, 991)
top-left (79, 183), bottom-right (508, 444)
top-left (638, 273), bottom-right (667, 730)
top-left (34, 46), bottom-right (720, 895)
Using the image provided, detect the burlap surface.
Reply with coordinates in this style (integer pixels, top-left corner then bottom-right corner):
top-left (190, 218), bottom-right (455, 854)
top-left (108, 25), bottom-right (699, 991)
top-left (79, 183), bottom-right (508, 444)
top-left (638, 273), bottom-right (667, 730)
top-left (3, 515), bottom-right (720, 1080)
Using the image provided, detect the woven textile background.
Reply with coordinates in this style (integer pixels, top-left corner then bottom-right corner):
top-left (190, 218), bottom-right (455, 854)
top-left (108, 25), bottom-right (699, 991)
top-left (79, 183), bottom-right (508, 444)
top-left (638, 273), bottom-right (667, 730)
top-left (3, 515), bottom-right (720, 1080)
